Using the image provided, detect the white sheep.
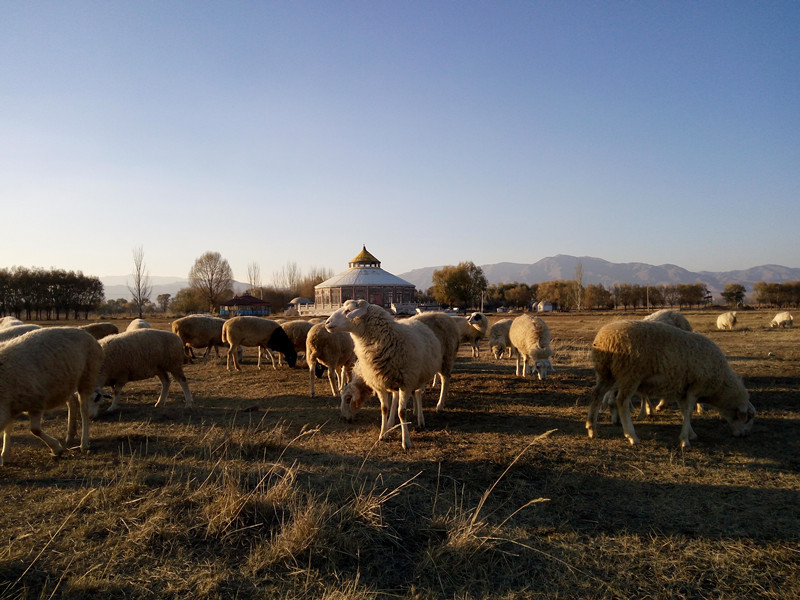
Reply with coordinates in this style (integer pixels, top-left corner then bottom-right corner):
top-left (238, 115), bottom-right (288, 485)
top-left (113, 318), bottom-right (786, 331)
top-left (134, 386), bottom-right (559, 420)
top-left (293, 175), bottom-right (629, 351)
top-left (408, 311), bottom-right (461, 412)
top-left (79, 322), bottom-right (120, 340)
top-left (0, 324), bottom-right (41, 343)
top-left (306, 323), bottom-right (355, 397)
top-left (509, 315), bottom-right (555, 380)
top-left (451, 312), bottom-right (489, 357)
top-left (643, 309), bottom-right (692, 331)
top-left (586, 319), bottom-right (756, 447)
top-left (88, 328), bottom-right (194, 418)
top-left (770, 311), bottom-right (793, 328)
top-left (278, 319), bottom-right (315, 367)
top-left (325, 299), bottom-right (443, 450)
top-left (126, 318), bottom-right (151, 331)
top-left (0, 327), bottom-right (103, 465)
top-left (0, 316), bottom-right (24, 329)
top-left (716, 311), bottom-right (737, 330)
top-left (488, 318), bottom-right (514, 359)
top-left (171, 314), bottom-right (237, 363)
top-left (221, 316), bottom-right (297, 371)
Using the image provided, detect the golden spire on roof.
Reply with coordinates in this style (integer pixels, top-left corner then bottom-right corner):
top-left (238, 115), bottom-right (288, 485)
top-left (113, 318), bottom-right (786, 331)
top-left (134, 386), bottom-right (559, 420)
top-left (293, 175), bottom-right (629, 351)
top-left (349, 245), bottom-right (380, 268)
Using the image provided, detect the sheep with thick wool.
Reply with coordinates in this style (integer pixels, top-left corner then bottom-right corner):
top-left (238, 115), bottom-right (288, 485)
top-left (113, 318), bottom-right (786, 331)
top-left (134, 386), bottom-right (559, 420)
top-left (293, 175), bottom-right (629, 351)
top-left (0, 317), bottom-right (24, 329)
top-left (306, 323), bottom-right (355, 397)
top-left (488, 318), bottom-right (514, 359)
top-left (80, 322), bottom-right (119, 340)
top-left (408, 311), bottom-right (460, 412)
top-left (325, 299), bottom-right (443, 450)
top-left (509, 315), bottom-right (554, 380)
top-left (88, 329), bottom-right (193, 418)
top-left (451, 312), bottom-right (489, 357)
top-left (126, 318), bottom-right (151, 331)
top-left (221, 316), bottom-right (297, 371)
top-left (277, 319), bottom-right (315, 367)
top-left (716, 311), bottom-right (737, 330)
top-left (770, 311), bottom-right (793, 328)
top-left (172, 314), bottom-right (231, 362)
top-left (0, 327), bottom-right (102, 465)
top-left (586, 319), bottom-right (755, 447)
top-left (0, 324), bottom-right (40, 343)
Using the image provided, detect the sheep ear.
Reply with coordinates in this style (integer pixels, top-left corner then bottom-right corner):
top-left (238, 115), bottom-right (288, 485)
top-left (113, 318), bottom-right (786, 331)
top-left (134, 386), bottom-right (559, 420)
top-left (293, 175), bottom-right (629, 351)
top-left (347, 305), bottom-right (369, 319)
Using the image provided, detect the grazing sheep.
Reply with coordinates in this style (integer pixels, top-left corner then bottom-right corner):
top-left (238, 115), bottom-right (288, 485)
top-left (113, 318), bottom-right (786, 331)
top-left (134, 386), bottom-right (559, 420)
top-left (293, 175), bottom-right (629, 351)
top-left (171, 314), bottom-right (238, 363)
top-left (643, 309), bottom-right (692, 332)
top-left (509, 315), bottom-right (555, 380)
top-left (279, 320), bottom-right (315, 366)
top-left (770, 311), bottom-right (793, 328)
top-left (488, 318), bottom-right (514, 359)
top-left (0, 324), bottom-right (40, 343)
top-left (340, 361), bottom-right (375, 421)
top-left (306, 323), bottom-right (355, 397)
top-left (325, 299), bottom-right (443, 450)
top-left (408, 311), bottom-right (461, 412)
top-left (89, 329), bottom-right (193, 418)
top-left (452, 312), bottom-right (489, 357)
top-left (0, 327), bottom-right (102, 465)
top-left (586, 319), bottom-right (756, 447)
top-left (716, 311), bottom-right (737, 330)
top-left (126, 318), bottom-right (151, 331)
top-left (221, 316), bottom-right (297, 371)
top-left (80, 322), bottom-right (119, 340)
top-left (0, 316), bottom-right (24, 329)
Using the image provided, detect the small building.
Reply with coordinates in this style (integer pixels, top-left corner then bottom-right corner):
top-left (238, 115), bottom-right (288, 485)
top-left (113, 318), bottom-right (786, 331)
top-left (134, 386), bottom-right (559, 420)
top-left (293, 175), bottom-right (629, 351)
top-left (219, 293), bottom-right (271, 317)
top-left (535, 300), bottom-right (554, 313)
top-left (300, 246), bottom-right (417, 316)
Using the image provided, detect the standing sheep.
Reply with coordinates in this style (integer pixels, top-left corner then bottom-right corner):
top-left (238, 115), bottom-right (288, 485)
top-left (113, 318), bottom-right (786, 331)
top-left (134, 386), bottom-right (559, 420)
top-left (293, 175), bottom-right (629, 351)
top-left (172, 314), bottom-right (231, 362)
top-left (509, 315), bottom-right (555, 380)
top-left (408, 311), bottom-right (460, 412)
top-left (126, 318), bottom-right (151, 331)
top-left (325, 299), bottom-right (443, 450)
top-left (452, 312), bottom-right (489, 357)
top-left (770, 311), bottom-right (793, 328)
top-left (80, 322), bottom-right (119, 340)
top-left (221, 316), bottom-right (297, 371)
top-left (716, 311), bottom-right (737, 330)
top-left (89, 329), bottom-right (193, 418)
top-left (586, 319), bottom-right (755, 447)
top-left (488, 318), bottom-right (514, 359)
top-left (0, 327), bottom-right (102, 465)
top-left (643, 309), bottom-right (692, 332)
top-left (306, 323), bottom-right (355, 397)
top-left (279, 320), bottom-right (315, 366)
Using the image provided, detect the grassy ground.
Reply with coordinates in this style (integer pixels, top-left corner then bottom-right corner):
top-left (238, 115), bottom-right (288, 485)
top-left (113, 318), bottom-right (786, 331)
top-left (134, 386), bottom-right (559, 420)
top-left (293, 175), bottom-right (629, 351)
top-left (0, 309), bottom-right (797, 599)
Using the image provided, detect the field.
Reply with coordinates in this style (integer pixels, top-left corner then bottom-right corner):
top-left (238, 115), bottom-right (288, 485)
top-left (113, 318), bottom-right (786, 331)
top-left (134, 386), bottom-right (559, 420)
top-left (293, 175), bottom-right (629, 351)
top-left (1, 310), bottom-right (798, 599)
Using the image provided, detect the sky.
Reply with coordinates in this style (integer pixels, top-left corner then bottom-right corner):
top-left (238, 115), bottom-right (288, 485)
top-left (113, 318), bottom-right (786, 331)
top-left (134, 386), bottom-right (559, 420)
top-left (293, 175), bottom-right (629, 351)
top-left (2, 1), bottom-right (799, 285)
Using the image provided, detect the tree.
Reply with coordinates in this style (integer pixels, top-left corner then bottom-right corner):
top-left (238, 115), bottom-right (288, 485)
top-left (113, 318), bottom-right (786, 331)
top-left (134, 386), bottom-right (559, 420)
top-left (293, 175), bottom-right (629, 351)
top-left (573, 260), bottom-right (584, 311)
top-left (169, 287), bottom-right (207, 314)
top-left (430, 262), bottom-right (487, 311)
top-left (157, 293), bottom-right (171, 312)
top-left (247, 261), bottom-right (262, 298)
top-left (189, 251), bottom-right (234, 313)
top-left (128, 246), bottom-right (152, 319)
top-left (273, 261), bottom-right (302, 294)
top-left (721, 284), bottom-right (746, 308)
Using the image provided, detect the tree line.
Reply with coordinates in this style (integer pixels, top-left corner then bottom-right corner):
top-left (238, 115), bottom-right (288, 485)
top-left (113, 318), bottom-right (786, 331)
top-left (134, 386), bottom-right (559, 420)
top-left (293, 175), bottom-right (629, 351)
top-left (0, 267), bottom-right (104, 320)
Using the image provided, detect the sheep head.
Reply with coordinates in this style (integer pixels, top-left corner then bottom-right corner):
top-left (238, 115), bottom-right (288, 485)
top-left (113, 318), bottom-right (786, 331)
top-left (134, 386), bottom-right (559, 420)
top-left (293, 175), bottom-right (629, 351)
top-left (325, 299), bottom-right (369, 334)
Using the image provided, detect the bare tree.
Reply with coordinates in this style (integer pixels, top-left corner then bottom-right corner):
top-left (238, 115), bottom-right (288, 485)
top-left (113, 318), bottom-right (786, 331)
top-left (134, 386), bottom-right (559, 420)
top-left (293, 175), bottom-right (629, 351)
top-left (128, 246), bottom-right (152, 319)
top-left (273, 261), bottom-right (302, 293)
top-left (573, 260), bottom-right (584, 311)
top-left (247, 261), bottom-right (262, 298)
top-left (189, 251), bottom-right (234, 313)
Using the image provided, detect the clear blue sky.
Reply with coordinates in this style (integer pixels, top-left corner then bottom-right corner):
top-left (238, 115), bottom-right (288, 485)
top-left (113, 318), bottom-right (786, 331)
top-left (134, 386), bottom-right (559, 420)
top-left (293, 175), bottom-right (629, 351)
top-left (2, 1), bottom-right (798, 284)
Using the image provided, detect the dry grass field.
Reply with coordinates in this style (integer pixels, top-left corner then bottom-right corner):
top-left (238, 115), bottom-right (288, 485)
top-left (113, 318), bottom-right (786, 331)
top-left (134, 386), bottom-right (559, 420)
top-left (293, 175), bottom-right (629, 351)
top-left (1, 309), bottom-right (798, 599)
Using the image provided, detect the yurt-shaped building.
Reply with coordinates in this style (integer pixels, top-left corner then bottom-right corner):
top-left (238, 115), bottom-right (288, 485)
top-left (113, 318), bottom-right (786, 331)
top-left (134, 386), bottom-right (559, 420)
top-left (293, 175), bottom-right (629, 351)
top-left (309, 246), bottom-right (417, 314)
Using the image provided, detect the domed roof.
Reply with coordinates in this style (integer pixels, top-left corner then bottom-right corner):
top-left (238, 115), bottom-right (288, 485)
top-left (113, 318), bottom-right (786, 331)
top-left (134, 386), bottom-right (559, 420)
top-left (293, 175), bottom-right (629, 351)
top-left (349, 245), bottom-right (380, 267)
top-left (316, 246), bottom-right (415, 289)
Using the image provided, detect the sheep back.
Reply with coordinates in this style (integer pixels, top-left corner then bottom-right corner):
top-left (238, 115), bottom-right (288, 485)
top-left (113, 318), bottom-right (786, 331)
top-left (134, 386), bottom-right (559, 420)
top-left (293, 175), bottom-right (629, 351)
top-left (80, 322), bottom-right (120, 340)
top-left (171, 315), bottom-right (226, 349)
top-left (643, 309), bottom-right (692, 331)
top-left (306, 323), bottom-right (355, 370)
top-left (283, 320), bottom-right (315, 353)
top-left (126, 318), bottom-right (151, 331)
top-left (408, 312), bottom-right (459, 376)
top-left (98, 329), bottom-right (186, 387)
top-left (509, 315), bottom-right (553, 359)
top-left (0, 324), bottom-right (41, 343)
top-left (770, 311), bottom-right (793, 328)
top-left (488, 318), bottom-right (513, 359)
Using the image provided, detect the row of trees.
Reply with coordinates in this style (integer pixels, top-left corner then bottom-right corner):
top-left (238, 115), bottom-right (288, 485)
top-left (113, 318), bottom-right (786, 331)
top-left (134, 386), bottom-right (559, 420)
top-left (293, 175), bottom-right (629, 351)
top-left (0, 267), bottom-right (104, 320)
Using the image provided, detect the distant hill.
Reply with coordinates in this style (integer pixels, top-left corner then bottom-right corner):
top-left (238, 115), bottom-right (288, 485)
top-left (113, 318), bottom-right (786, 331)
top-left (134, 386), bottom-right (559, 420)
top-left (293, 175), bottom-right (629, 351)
top-left (398, 255), bottom-right (800, 297)
top-left (101, 276), bottom-right (248, 300)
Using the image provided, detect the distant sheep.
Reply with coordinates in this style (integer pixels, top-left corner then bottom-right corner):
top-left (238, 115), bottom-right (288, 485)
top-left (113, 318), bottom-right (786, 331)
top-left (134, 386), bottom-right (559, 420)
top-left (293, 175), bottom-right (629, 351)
top-left (452, 312), bottom-right (489, 357)
top-left (221, 316), bottom-right (297, 371)
top-left (126, 318), bottom-right (151, 331)
top-left (0, 316), bottom-right (24, 329)
top-left (89, 329), bottom-right (193, 418)
top-left (488, 318), bottom-right (514, 359)
top-left (0, 327), bottom-right (102, 465)
top-left (770, 311), bottom-right (793, 329)
top-left (0, 324), bottom-right (40, 343)
top-left (643, 309), bottom-right (692, 332)
top-left (509, 315), bottom-right (555, 380)
top-left (325, 299), bottom-right (443, 450)
top-left (306, 323), bottom-right (355, 397)
top-left (716, 311), bottom-right (737, 330)
top-left (171, 314), bottom-right (241, 363)
top-left (80, 322), bottom-right (119, 340)
top-left (586, 319), bottom-right (755, 447)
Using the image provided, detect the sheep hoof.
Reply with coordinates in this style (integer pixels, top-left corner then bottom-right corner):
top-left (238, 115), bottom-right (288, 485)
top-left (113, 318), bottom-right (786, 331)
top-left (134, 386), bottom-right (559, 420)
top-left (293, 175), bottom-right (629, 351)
top-left (625, 434), bottom-right (639, 445)
top-left (680, 438), bottom-right (691, 449)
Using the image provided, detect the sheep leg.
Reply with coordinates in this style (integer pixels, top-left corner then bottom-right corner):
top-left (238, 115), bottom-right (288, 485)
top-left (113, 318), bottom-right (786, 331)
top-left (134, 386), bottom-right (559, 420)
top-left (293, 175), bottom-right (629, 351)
top-left (107, 384), bottom-right (124, 413)
top-left (172, 371), bottom-right (194, 408)
top-left (397, 389), bottom-right (413, 450)
top-left (377, 390), bottom-right (393, 441)
top-left (309, 362), bottom-right (316, 397)
top-left (326, 368), bottom-right (338, 397)
top-left (414, 389), bottom-right (425, 430)
top-left (64, 394), bottom-right (79, 447)
top-left (28, 411), bottom-right (65, 457)
top-left (677, 394), bottom-right (699, 448)
top-left (435, 373), bottom-right (449, 413)
top-left (515, 353), bottom-right (523, 376)
top-left (1, 407), bottom-right (13, 465)
top-left (76, 389), bottom-right (92, 452)
top-left (586, 382), bottom-right (610, 439)
top-left (153, 371), bottom-right (172, 408)
top-left (615, 387), bottom-right (640, 445)
top-left (226, 343), bottom-right (240, 371)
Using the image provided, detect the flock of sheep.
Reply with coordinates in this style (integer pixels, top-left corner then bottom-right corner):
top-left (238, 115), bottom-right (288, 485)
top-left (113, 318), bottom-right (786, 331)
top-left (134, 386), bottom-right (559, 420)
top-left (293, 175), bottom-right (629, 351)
top-left (0, 304), bottom-right (792, 465)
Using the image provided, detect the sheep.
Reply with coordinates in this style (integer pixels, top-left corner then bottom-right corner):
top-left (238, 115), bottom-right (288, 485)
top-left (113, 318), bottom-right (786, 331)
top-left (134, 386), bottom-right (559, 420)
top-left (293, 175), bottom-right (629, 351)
top-left (340, 361), bottom-right (375, 421)
top-left (770, 311), bottom-right (793, 328)
top-left (79, 322), bottom-right (119, 340)
top-left (643, 309), bottom-right (692, 332)
top-left (126, 318), bottom-right (151, 331)
top-left (0, 324), bottom-right (41, 343)
top-left (278, 319), bottom-right (315, 366)
top-left (221, 316), bottom-right (297, 371)
top-left (0, 316), bottom-right (24, 329)
top-left (407, 311), bottom-right (460, 412)
top-left (488, 318), bottom-right (514, 359)
top-left (508, 315), bottom-right (555, 380)
top-left (451, 312), bottom-right (489, 357)
top-left (306, 323), bottom-right (355, 397)
top-left (171, 314), bottom-right (236, 363)
top-left (0, 327), bottom-right (102, 465)
top-left (88, 329), bottom-right (193, 418)
top-left (716, 311), bottom-right (737, 330)
top-left (586, 319), bottom-right (756, 447)
top-left (325, 299), bottom-right (443, 450)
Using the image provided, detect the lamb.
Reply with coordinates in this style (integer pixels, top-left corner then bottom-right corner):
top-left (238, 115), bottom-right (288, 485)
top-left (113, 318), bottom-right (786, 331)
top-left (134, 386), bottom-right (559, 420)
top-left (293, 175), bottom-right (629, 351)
top-left (586, 319), bottom-right (756, 447)
top-left (0, 324), bottom-right (40, 343)
top-left (488, 318), bottom-right (514, 359)
top-left (408, 311), bottom-right (461, 412)
top-left (0, 316), bottom-right (24, 329)
top-left (80, 322), bottom-right (119, 340)
top-left (0, 327), bottom-right (102, 465)
top-left (221, 316), bottom-right (297, 371)
top-left (88, 328), bottom-right (193, 418)
top-left (126, 318), bottom-right (151, 331)
top-left (325, 299), bottom-right (443, 450)
top-left (306, 323), bottom-right (355, 397)
top-left (770, 311), bottom-right (793, 328)
top-left (451, 312), bottom-right (489, 357)
top-left (716, 311), bottom-right (737, 330)
top-left (508, 315), bottom-right (555, 380)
